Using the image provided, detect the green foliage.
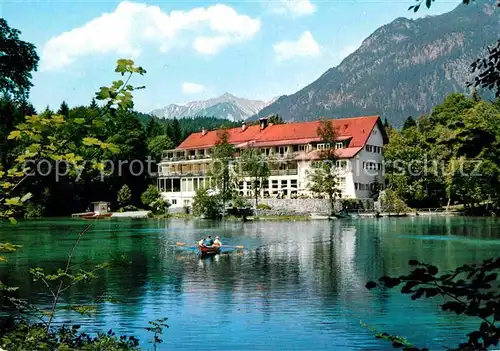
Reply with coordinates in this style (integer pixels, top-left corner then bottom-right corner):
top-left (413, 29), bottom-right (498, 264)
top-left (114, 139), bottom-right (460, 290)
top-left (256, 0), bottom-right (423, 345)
top-left (385, 94), bottom-right (500, 212)
top-left (140, 185), bottom-right (170, 214)
top-left (148, 134), bottom-right (173, 161)
top-left (0, 19), bottom-right (39, 100)
top-left (366, 257), bottom-right (500, 350)
top-left (0, 322), bottom-right (140, 351)
top-left (117, 185), bottom-right (132, 207)
top-left (141, 185), bottom-right (160, 207)
top-left (192, 188), bottom-right (223, 219)
top-left (307, 119), bottom-right (341, 214)
top-left (239, 148), bottom-right (270, 207)
top-left (256, 203), bottom-right (272, 210)
top-left (402, 116), bottom-right (416, 130)
top-left (145, 118), bottom-right (163, 139)
top-left (210, 128), bottom-right (237, 212)
top-left (340, 198), bottom-right (364, 211)
top-left (378, 189), bottom-right (411, 213)
top-left (146, 317), bottom-right (169, 351)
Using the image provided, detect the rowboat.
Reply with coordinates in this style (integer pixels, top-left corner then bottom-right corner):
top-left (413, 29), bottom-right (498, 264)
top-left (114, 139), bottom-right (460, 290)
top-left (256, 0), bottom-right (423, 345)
top-left (81, 213), bottom-right (113, 220)
top-left (198, 244), bottom-right (221, 256)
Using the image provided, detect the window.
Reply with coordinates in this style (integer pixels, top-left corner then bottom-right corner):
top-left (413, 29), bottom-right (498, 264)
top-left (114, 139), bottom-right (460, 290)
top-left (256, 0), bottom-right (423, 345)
top-left (317, 143), bottom-right (330, 150)
top-left (336, 160), bottom-right (347, 168)
top-left (239, 181), bottom-right (244, 190)
top-left (246, 181), bottom-right (252, 190)
top-left (335, 142), bottom-right (344, 149)
top-left (181, 178), bottom-right (187, 192)
top-left (355, 182), bottom-right (359, 190)
top-left (272, 180), bottom-right (279, 189)
top-left (293, 145), bottom-right (299, 152)
top-left (278, 146), bottom-right (286, 155)
top-left (290, 179), bottom-right (298, 188)
top-left (184, 199), bottom-right (190, 206)
top-left (281, 180), bottom-right (287, 188)
top-left (299, 145), bottom-right (307, 152)
top-left (172, 199), bottom-right (177, 205)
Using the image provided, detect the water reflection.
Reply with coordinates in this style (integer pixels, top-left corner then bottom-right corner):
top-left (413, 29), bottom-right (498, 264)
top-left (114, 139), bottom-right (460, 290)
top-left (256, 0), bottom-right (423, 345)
top-left (1, 217), bottom-right (499, 350)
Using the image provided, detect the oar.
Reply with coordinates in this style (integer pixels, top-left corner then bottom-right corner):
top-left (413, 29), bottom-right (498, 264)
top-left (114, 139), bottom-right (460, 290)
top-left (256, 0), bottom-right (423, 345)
top-left (175, 242), bottom-right (244, 249)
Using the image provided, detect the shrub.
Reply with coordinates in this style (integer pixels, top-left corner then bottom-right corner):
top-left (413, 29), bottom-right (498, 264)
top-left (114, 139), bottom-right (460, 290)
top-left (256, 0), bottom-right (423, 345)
top-left (117, 185), bottom-right (132, 207)
top-left (192, 188), bottom-right (223, 219)
top-left (141, 185), bottom-right (160, 207)
top-left (256, 203), bottom-right (272, 210)
top-left (341, 198), bottom-right (364, 211)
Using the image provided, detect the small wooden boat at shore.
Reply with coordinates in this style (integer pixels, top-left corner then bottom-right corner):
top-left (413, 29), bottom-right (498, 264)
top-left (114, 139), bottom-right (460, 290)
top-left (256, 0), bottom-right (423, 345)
top-left (198, 244), bottom-right (221, 256)
top-left (81, 213), bottom-right (112, 220)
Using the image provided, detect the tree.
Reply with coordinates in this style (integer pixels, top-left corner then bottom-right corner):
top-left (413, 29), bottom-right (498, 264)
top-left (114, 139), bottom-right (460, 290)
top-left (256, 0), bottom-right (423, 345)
top-left (268, 114), bottom-right (285, 125)
top-left (383, 117), bottom-right (390, 129)
top-left (57, 101), bottom-right (70, 118)
top-left (210, 128), bottom-right (236, 215)
top-left (0, 19), bottom-right (39, 100)
top-left (171, 118), bottom-right (182, 146)
top-left (307, 120), bottom-right (341, 214)
top-left (239, 148), bottom-right (270, 207)
top-left (145, 118), bottom-right (163, 139)
top-left (141, 184), bottom-right (170, 214)
top-left (148, 135), bottom-right (174, 161)
top-left (141, 185), bottom-right (160, 208)
top-left (192, 187), bottom-right (223, 219)
top-left (117, 184), bottom-right (132, 207)
top-left (402, 116), bottom-right (416, 130)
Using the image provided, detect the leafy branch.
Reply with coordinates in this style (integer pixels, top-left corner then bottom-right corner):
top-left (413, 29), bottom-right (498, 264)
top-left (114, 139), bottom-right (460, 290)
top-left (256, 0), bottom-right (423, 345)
top-left (366, 258), bottom-right (500, 350)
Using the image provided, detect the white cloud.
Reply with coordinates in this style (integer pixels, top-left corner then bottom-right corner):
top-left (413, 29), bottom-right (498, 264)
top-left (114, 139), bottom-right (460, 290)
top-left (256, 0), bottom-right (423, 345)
top-left (182, 82), bottom-right (206, 94)
top-left (273, 31), bottom-right (320, 62)
top-left (41, 1), bottom-right (260, 71)
top-left (269, 0), bottom-right (316, 17)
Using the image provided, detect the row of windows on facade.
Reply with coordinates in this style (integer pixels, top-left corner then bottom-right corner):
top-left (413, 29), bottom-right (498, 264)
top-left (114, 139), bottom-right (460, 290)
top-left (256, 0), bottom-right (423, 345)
top-left (365, 144), bottom-right (382, 154)
top-left (164, 141), bottom-right (352, 160)
top-left (362, 161), bottom-right (383, 171)
top-left (354, 182), bottom-right (380, 191)
top-left (157, 176), bottom-right (349, 193)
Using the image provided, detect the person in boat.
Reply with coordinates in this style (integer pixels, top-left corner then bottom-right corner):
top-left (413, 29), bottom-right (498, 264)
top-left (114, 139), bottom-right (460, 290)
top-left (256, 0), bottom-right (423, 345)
top-left (213, 236), bottom-right (222, 247)
top-left (202, 235), bottom-right (214, 247)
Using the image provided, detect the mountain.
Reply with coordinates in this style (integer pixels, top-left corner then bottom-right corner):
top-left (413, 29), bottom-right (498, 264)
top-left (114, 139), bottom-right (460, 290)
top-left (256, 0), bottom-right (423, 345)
top-left (252, 0), bottom-right (499, 127)
top-left (151, 93), bottom-right (275, 121)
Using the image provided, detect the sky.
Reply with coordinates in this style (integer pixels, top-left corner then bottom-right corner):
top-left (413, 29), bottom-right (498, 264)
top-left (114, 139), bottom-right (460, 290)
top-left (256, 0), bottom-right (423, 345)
top-left (1, 0), bottom-right (460, 113)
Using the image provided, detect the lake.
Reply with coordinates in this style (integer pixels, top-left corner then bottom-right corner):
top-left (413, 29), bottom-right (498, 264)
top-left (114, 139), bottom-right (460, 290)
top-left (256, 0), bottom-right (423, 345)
top-left (1, 216), bottom-right (500, 350)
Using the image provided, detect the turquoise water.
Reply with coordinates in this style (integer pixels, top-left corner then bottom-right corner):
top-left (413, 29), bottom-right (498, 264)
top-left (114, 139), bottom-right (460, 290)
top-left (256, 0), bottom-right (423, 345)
top-left (1, 216), bottom-right (500, 350)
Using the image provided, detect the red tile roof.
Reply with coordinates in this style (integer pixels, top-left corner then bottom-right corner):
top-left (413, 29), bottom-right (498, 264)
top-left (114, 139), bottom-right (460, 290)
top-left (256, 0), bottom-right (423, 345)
top-left (177, 116), bottom-right (383, 152)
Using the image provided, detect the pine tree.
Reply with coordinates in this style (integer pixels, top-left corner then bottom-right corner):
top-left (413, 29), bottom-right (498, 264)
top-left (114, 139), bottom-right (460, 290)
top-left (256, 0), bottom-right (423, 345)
top-left (402, 116), bottom-right (416, 130)
top-left (89, 98), bottom-right (98, 110)
top-left (171, 118), bottom-right (182, 146)
top-left (57, 101), bottom-right (70, 117)
top-left (145, 118), bottom-right (163, 138)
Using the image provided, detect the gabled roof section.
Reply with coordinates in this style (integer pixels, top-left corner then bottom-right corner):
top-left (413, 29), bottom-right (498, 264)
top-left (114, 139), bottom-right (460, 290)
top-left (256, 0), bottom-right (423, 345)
top-left (177, 115), bottom-right (383, 150)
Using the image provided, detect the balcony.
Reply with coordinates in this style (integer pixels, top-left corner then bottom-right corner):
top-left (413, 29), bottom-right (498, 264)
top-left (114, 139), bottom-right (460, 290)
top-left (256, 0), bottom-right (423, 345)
top-left (159, 170), bottom-right (208, 178)
top-left (269, 169), bottom-right (298, 176)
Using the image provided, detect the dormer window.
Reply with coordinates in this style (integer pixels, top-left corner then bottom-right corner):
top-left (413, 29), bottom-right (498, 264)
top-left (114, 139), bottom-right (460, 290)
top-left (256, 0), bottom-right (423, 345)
top-left (317, 143), bottom-right (330, 150)
top-left (335, 142), bottom-right (344, 149)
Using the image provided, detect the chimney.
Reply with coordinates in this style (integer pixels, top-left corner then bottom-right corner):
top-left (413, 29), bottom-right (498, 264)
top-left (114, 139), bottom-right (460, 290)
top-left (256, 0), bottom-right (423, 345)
top-left (259, 117), bottom-right (268, 130)
top-left (241, 121), bottom-right (248, 131)
top-left (201, 128), bottom-right (207, 136)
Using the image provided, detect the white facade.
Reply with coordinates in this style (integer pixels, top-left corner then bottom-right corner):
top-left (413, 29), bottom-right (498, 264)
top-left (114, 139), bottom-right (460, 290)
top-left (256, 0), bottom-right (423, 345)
top-left (157, 120), bottom-right (386, 209)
